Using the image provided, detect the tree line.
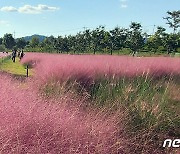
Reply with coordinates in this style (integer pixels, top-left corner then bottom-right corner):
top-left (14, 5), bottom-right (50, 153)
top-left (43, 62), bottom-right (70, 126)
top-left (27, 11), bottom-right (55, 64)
top-left (0, 10), bottom-right (179, 56)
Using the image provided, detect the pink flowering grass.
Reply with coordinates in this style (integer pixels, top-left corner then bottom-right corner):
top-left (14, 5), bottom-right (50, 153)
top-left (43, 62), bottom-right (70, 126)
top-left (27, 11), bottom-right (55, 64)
top-left (0, 73), bottom-right (128, 153)
top-left (21, 53), bottom-right (180, 83)
top-left (1, 53), bottom-right (179, 153)
top-left (0, 52), bottom-right (9, 58)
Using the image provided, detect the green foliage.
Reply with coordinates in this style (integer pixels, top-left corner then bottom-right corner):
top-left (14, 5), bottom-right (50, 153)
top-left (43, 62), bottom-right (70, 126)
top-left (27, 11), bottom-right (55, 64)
top-left (0, 57), bottom-right (33, 76)
top-left (110, 27), bottom-right (127, 51)
top-left (0, 45), bottom-right (6, 52)
top-left (163, 10), bottom-right (180, 33)
top-left (163, 33), bottom-right (180, 53)
top-left (90, 76), bottom-right (179, 134)
top-left (16, 38), bottom-right (27, 49)
top-left (1, 10), bottom-right (180, 56)
top-left (30, 37), bottom-right (40, 48)
top-left (177, 48), bottom-right (180, 53)
top-left (127, 22), bottom-right (144, 56)
top-left (2, 33), bottom-right (15, 50)
top-left (0, 38), bottom-right (3, 45)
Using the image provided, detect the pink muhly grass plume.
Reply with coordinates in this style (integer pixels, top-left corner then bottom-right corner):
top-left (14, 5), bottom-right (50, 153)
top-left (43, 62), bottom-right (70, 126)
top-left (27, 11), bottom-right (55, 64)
top-left (0, 52), bottom-right (9, 58)
top-left (0, 73), bottom-right (126, 153)
top-left (21, 53), bottom-right (180, 83)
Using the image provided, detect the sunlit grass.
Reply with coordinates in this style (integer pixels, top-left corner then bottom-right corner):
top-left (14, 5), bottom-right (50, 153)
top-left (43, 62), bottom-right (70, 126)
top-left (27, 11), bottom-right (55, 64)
top-left (0, 57), bottom-right (33, 76)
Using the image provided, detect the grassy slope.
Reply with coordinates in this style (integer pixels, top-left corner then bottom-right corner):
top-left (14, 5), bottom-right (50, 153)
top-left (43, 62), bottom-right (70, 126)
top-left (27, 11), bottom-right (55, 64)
top-left (0, 57), bottom-right (33, 76)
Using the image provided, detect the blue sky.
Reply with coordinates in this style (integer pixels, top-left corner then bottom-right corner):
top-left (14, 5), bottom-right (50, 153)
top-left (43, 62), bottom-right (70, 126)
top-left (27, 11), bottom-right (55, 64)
top-left (0, 0), bottom-right (179, 38)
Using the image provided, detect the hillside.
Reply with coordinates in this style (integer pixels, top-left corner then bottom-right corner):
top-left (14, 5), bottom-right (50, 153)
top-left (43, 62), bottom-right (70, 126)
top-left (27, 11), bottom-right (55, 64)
top-left (22, 34), bottom-right (46, 42)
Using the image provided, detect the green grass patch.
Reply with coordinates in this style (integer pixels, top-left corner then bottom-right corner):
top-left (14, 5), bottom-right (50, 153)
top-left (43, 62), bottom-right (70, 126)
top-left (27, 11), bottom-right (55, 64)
top-left (0, 57), bottom-right (33, 76)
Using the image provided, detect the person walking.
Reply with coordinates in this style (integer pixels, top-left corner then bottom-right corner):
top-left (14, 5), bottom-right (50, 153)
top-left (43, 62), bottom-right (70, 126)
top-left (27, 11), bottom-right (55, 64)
top-left (12, 49), bottom-right (17, 62)
top-left (20, 50), bottom-right (24, 60)
top-left (12, 50), bottom-right (16, 62)
top-left (18, 50), bottom-right (21, 58)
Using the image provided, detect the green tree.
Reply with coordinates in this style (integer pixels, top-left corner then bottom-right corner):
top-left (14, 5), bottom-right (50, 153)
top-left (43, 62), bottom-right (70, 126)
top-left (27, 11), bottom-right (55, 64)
top-left (102, 31), bottom-right (111, 54)
top-left (67, 35), bottom-right (76, 53)
top-left (0, 45), bottom-right (5, 52)
top-left (54, 36), bottom-right (63, 53)
top-left (16, 38), bottom-right (27, 49)
top-left (164, 33), bottom-right (180, 54)
top-left (83, 29), bottom-right (92, 52)
top-left (2, 33), bottom-right (15, 50)
top-left (54, 36), bottom-right (70, 53)
top-left (110, 27), bottom-right (128, 52)
top-left (61, 36), bottom-right (70, 53)
top-left (40, 36), bottom-right (56, 52)
top-left (0, 38), bottom-right (3, 45)
top-left (91, 28), bottom-right (99, 54)
top-left (91, 26), bottom-right (106, 54)
top-left (146, 26), bottom-right (166, 53)
top-left (44, 38), bottom-right (51, 46)
top-left (30, 37), bottom-right (39, 48)
top-left (163, 10), bottom-right (180, 33)
top-left (128, 22), bottom-right (144, 56)
top-left (44, 36), bottom-right (56, 47)
top-left (75, 32), bottom-right (86, 53)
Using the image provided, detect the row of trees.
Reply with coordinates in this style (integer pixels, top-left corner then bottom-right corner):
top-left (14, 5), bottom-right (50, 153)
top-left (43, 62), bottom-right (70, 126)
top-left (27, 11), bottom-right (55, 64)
top-left (0, 11), bottom-right (179, 55)
top-left (0, 35), bottom-right (26, 51)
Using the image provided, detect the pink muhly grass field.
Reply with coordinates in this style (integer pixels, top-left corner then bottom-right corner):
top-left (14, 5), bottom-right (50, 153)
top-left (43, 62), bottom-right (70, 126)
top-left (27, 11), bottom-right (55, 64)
top-left (21, 53), bottom-right (180, 83)
top-left (0, 73), bottom-right (126, 153)
top-left (0, 52), bottom-right (9, 58)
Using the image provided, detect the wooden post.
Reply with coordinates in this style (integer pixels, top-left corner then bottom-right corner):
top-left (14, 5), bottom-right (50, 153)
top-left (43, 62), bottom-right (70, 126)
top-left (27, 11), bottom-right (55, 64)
top-left (26, 65), bottom-right (29, 77)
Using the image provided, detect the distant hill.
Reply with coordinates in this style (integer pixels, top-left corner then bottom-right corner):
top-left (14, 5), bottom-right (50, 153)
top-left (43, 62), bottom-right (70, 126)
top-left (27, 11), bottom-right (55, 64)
top-left (22, 34), bottom-right (47, 42)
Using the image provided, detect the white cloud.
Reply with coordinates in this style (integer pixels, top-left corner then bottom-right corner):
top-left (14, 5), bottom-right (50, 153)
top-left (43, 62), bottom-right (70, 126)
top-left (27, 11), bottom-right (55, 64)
top-left (0, 6), bottom-right (17, 12)
top-left (18, 4), bottom-right (59, 14)
top-left (38, 4), bottom-right (58, 11)
top-left (0, 4), bottom-right (59, 14)
top-left (121, 4), bottom-right (128, 8)
top-left (120, 0), bottom-right (127, 2)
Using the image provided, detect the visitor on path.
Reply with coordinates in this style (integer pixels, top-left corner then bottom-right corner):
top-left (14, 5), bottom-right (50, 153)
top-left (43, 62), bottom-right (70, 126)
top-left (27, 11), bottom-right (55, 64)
top-left (12, 51), bottom-right (15, 62)
top-left (20, 50), bottom-right (24, 60)
top-left (18, 50), bottom-right (21, 58)
top-left (12, 49), bottom-right (17, 63)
